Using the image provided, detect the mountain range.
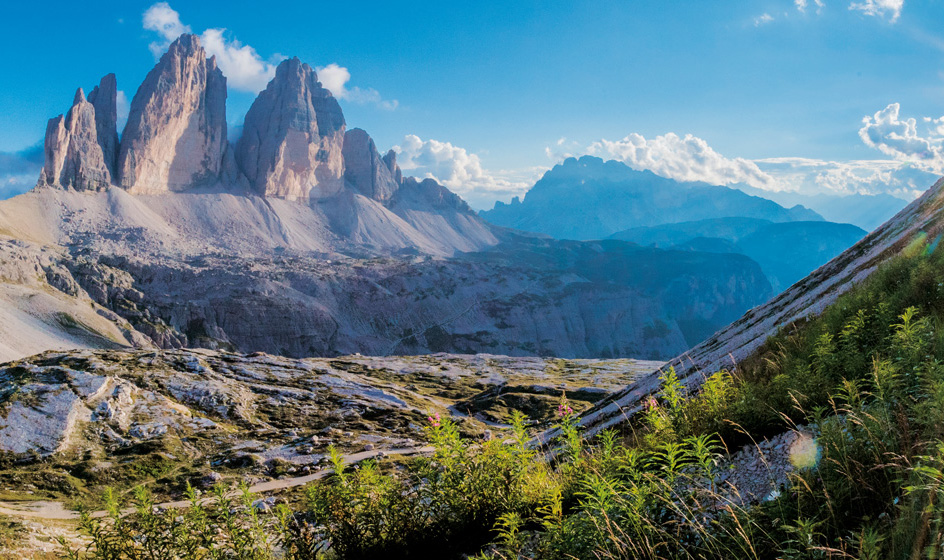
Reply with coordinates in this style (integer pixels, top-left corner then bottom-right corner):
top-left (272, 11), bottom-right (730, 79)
top-left (608, 217), bottom-right (867, 291)
top-left (0, 34), bottom-right (779, 363)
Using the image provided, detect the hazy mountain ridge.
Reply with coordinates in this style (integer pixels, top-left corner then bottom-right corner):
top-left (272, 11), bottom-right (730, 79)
top-left (735, 184), bottom-right (908, 231)
top-left (480, 156), bottom-right (822, 240)
top-left (609, 217), bottom-right (868, 291)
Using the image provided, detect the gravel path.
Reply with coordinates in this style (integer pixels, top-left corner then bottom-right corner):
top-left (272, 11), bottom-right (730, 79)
top-left (0, 445), bottom-right (434, 521)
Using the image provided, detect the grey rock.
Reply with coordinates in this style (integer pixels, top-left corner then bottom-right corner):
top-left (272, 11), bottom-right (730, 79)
top-left (118, 34), bottom-right (228, 193)
top-left (236, 57), bottom-right (345, 200)
top-left (342, 128), bottom-right (399, 201)
top-left (38, 75), bottom-right (119, 191)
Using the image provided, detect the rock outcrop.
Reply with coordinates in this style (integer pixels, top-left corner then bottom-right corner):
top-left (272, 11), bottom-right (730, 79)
top-left (117, 34), bottom-right (229, 194)
top-left (342, 128), bottom-right (399, 201)
top-left (382, 149), bottom-right (403, 185)
top-left (87, 74), bottom-right (120, 175)
top-left (37, 75), bottom-right (119, 191)
top-left (236, 57), bottom-right (345, 201)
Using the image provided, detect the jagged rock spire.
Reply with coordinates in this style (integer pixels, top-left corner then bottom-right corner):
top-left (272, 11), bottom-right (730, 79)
top-left (88, 73), bottom-right (119, 175)
top-left (117, 34), bottom-right (229, 194)
top-left (382, 149), bottom-right (403, 186)
top-left (342, 128), bottom-right (399, 202)
top-left (235, 57), bottom-right (346, 201)
top-left (37, 74), bottom-right (119, 191)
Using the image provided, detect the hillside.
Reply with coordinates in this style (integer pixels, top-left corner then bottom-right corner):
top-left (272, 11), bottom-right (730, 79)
top-left (575, 174), bottom-right (944, 437)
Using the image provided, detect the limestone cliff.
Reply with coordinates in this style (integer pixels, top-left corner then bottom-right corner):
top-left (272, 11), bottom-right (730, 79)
top-left (117, 34), bottom-right (229, 194)
top-left (235, 57), bottom-right (345, 200)
top-left (37, 74), bottom-right (119, 191)
top-left (342, 128), bottom-right (399, 201)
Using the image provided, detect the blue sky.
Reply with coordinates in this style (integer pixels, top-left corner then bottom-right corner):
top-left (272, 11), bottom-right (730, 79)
top-left (2, 0), bottom-right (943, 207)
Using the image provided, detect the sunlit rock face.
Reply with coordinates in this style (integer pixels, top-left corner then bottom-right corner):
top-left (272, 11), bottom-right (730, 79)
top-left (37, 74), bottom-right (119, 191)
top-left (117, 34), bottom-right (229, 194)
top-left (235, 57), bottom-right (346, 201)
top-left (342, 128), bottom-right (400, 202)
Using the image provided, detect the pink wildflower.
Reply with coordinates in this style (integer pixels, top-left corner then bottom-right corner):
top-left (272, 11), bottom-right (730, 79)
top-left (645, 397), bottom-right (659, 410)
top-left (557, 403), bottom-right (574, 417)
top-left (427, 412), bottom-right (441, 427)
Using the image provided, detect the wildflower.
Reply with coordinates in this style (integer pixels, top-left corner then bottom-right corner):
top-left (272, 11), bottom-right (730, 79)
top-left (557, 403), bottom-right (574, 417)
top-left (644, 396), bottom-right (659, 410)
top-left (427, 412), bottom-right (441, 427)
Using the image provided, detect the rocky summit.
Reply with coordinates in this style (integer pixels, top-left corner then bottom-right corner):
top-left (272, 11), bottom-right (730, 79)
top-left (118, 35), bottom-right (230, 194)
top-left (237, 57), bottom-right (346, 200)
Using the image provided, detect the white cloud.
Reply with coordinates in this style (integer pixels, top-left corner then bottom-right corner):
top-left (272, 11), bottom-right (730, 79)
top-left (199, 28), bottom-right (277, 93)
top-left (316, 63), bottom-right (398, 111)
top-left (859, 103), bottom-right (944, 172)
top-left (754, 13), bottom-right (774, 26)
top-left (143, 2), bottom-right (191, 57)
top-left (315, 64), bottom-right (350, 99)
top-left (141, 3), bottom-right (392, 103)
top-left (849, 0), bottom-right (903, 21)
top-left (116, 90), bottom-right (130, 132)
top-left (143, 3), bottom-right (277, 93)
top-left (754, 157), bottom-right (935, 199)
top-left (795, 0), bottom-right (825, 13)
top-left (393, 135), bottom-right (535, 209)
top-left (586, 132), bottom-right (781, 190)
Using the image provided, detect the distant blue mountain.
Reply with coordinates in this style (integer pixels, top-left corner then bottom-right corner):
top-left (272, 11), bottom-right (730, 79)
top-left (480, 156), bottom-right (822, 240)
top-left (735, 185), bottom-right (909, 232)
top-left (609, 217), bottom-right (867, 292)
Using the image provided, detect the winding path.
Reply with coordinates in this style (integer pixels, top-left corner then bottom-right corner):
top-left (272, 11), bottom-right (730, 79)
top-left (0, 445), bottom-right (433, 521)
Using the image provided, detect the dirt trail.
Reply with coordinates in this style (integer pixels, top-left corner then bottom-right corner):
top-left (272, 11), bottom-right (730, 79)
top-left (0, 446), bottom-right (433, 521)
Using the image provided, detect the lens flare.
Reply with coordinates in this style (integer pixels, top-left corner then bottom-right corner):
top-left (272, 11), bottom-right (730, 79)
top-left (789, 432), bottom-right (821, 471)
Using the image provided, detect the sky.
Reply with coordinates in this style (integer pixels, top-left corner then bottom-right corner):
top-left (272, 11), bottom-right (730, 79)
top-left (1, 0), bottom-right (944, 208)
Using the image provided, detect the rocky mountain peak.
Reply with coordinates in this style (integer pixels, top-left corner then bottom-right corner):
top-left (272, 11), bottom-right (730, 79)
top-left (36, 75), bottom-right (119, 191)
top-left (117, 33), bottom-right (229, 194)
top-left (87, 73), bottom-right (120, 174)
top-left (342, 128), bottom-right (399, 201)
top-left (235, 56), bottom-right (345, 201)
top-left (383, 149), bottom-right (403, 185)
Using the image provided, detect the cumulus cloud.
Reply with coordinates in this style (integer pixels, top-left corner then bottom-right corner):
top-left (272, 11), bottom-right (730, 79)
top-left (198, 28), bottom-right (277, 92)
top-left (143, 3), bottom-right (277, 93)
top-left (754, 157), bottom-right (935, 199)
top-left (859, 103), bottom-right (944, 172)
top-left (394, 135), bottom-right (535, 209)
top-left (849, 0), bottom-right (903, 21)
top-left (143, 2), bottom-right (190, 56)
top-left (586, 132), bottom-right (781, 190)
top-left (116, 90), bottom-right (130, 132)
top-left (141, 3), bottom-right (395, 104)
top-left (316, 64), bottom-right (398, 111)
top-left (754, 13), bottom-right (775, 26)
